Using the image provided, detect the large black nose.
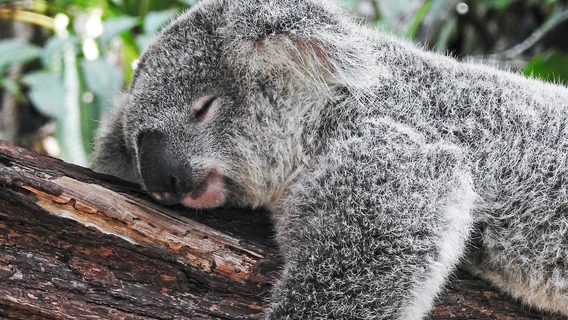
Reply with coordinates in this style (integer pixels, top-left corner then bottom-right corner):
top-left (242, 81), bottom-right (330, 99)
top-left (137, 131), bottom-right (191, 205)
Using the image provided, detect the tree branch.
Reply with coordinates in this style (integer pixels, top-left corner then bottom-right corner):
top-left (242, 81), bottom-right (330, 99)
top-left (488, 7), bottom-right (568, 60)
top-left (0, 141), bottom-right (558, 319)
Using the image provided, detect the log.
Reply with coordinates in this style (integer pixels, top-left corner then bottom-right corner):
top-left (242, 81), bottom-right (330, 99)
top-left (0, 140), bottom-right (562, 320)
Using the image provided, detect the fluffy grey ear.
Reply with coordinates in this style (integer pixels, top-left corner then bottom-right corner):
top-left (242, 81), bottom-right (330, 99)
top-left (224, 0), bottom-right (342, 42)
top-left (222, 0), bottom-right (382, 90)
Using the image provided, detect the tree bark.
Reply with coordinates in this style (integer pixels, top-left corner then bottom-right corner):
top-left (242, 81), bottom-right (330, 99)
top-left (0, 140), bottom-right (561, 320)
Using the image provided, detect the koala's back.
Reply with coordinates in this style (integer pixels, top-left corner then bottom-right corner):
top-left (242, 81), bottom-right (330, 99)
top-left (364, 36), bottom-right (568, 312)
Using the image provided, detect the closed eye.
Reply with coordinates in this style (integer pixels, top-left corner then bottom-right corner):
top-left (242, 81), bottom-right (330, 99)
top-left (193, 95), bottom-right (217, 122)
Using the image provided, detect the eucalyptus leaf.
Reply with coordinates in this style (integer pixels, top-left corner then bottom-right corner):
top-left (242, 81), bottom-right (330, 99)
top-left (100, 16), bottom-right (140, 46)
top-left (136, 33), bottom-right (158, 52)
top-left (121, 32), bottom-right (140, 86)
top-left (21, 71), bottom-right (66, 118)
top-left (144, 9), bottom-right (179, 33)
top-left (337, 0), bottom-right (359, 9)
top-left (0, 40), bottom-right (41, 72)
top-left (0, 78), bottom-right (24, 101)
top-left (78, 76), bottom-right (100, 156)
top-left (524, 50), bottom-right (568, 86)
top-left (178, 0), bottom-right (198, 7)
top-left (421, 0), bottom-right (448, 27)
top-left (41, 37), bottom-right (66, 70)
top-left (81, 59), bottom-right (122, 109)
top-left (486, 0), bottom-right (516, 10)
top-left (434, 18), bottom-right (457, 53)
top-left (406, 0), bottom-right (432, 38)
top-left (377, 0), bottom-right (423, 32)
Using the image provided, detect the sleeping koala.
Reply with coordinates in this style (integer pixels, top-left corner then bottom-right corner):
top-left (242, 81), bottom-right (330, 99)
top-left (91, 0), bottom-right (568, 318)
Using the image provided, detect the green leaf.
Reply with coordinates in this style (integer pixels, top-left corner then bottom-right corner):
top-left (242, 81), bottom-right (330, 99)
top-left (486, 0), bottom-right (516, 10)
top-left (0, 40), bottom-right (41, 72)
top-left (100, 16), bottom-right (140, 46)
top-left (136, 33), bottom-right (158, 52)
top-left (57, 39), bottom-right (88, 166)
top-left (376, 0), bottom-right (430, 36)
top-left (143, 9), bottom-right (179, 33)
top-left (0, 78), bottom-right (24, 101)
top-left (81, 58), bottom-right (122, 110)
top-left (77, 72), bottom-right (101, 156)
top-left (41, 37), bottom-right (66, 70)
top-left (120, 32), bottom-right (140, 86)
top-left (178, 0), bottom-right (199, 6)
top-left (406, 0), bottom-right (432, 39)
top-left (524, 50), bottom-right (568, 86)
top-left (337, 0), bottom-right (359, 9)
top-left (434, 18), bottom-right (457, 53)
top-left (21, 71), bottom-right (66, 118)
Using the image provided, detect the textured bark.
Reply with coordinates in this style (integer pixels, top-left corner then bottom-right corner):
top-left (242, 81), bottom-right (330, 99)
top-left (0, 140), bottom-right (562, 319)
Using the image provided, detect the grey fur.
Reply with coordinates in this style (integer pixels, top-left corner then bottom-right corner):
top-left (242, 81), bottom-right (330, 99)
top-left (91, 0), bottom-right (568, 318)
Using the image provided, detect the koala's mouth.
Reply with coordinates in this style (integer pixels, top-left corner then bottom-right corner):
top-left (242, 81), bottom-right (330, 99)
top-left (150, 170), bottom-right (226, 209)
top-left (180, 171), bottom-right (226, 209)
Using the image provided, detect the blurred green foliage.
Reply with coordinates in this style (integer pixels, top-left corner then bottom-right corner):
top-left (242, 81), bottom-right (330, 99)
top-left (524, 50), bottom-right (568, 85)
top-left (0, 0), bottom-right (567, 165)
top-left (0, 0), bottom-right (188, 164)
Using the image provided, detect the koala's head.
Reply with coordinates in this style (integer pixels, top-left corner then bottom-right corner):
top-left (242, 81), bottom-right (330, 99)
top-left (114, 0), bottom-right (372, 210)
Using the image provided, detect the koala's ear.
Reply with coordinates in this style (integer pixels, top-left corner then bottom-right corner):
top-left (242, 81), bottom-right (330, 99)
top-left (222, 0), bottom-right (378, 88)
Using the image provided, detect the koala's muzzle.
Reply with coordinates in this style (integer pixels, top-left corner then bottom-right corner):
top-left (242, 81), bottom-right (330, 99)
top-left (137, 131), bottom-right (192, 205)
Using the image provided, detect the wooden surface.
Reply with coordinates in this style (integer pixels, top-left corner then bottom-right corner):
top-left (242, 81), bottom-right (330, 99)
top-left (0, 140), bottom-right (563, 319)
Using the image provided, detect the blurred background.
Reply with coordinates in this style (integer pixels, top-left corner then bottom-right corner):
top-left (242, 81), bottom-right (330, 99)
top-left (0, 0), bottom-right (567, 166)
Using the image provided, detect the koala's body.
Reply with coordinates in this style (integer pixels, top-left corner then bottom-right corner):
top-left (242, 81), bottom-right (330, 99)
top-left (92, 0), bottom-right (568, 318)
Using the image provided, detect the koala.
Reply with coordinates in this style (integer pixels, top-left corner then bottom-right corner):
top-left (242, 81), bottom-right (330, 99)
top-left (91, 0), bottom-right (568, 319)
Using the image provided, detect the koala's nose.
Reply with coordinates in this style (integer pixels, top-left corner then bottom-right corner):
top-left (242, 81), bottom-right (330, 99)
top-left (137, 131), bottom-right (191, 205)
